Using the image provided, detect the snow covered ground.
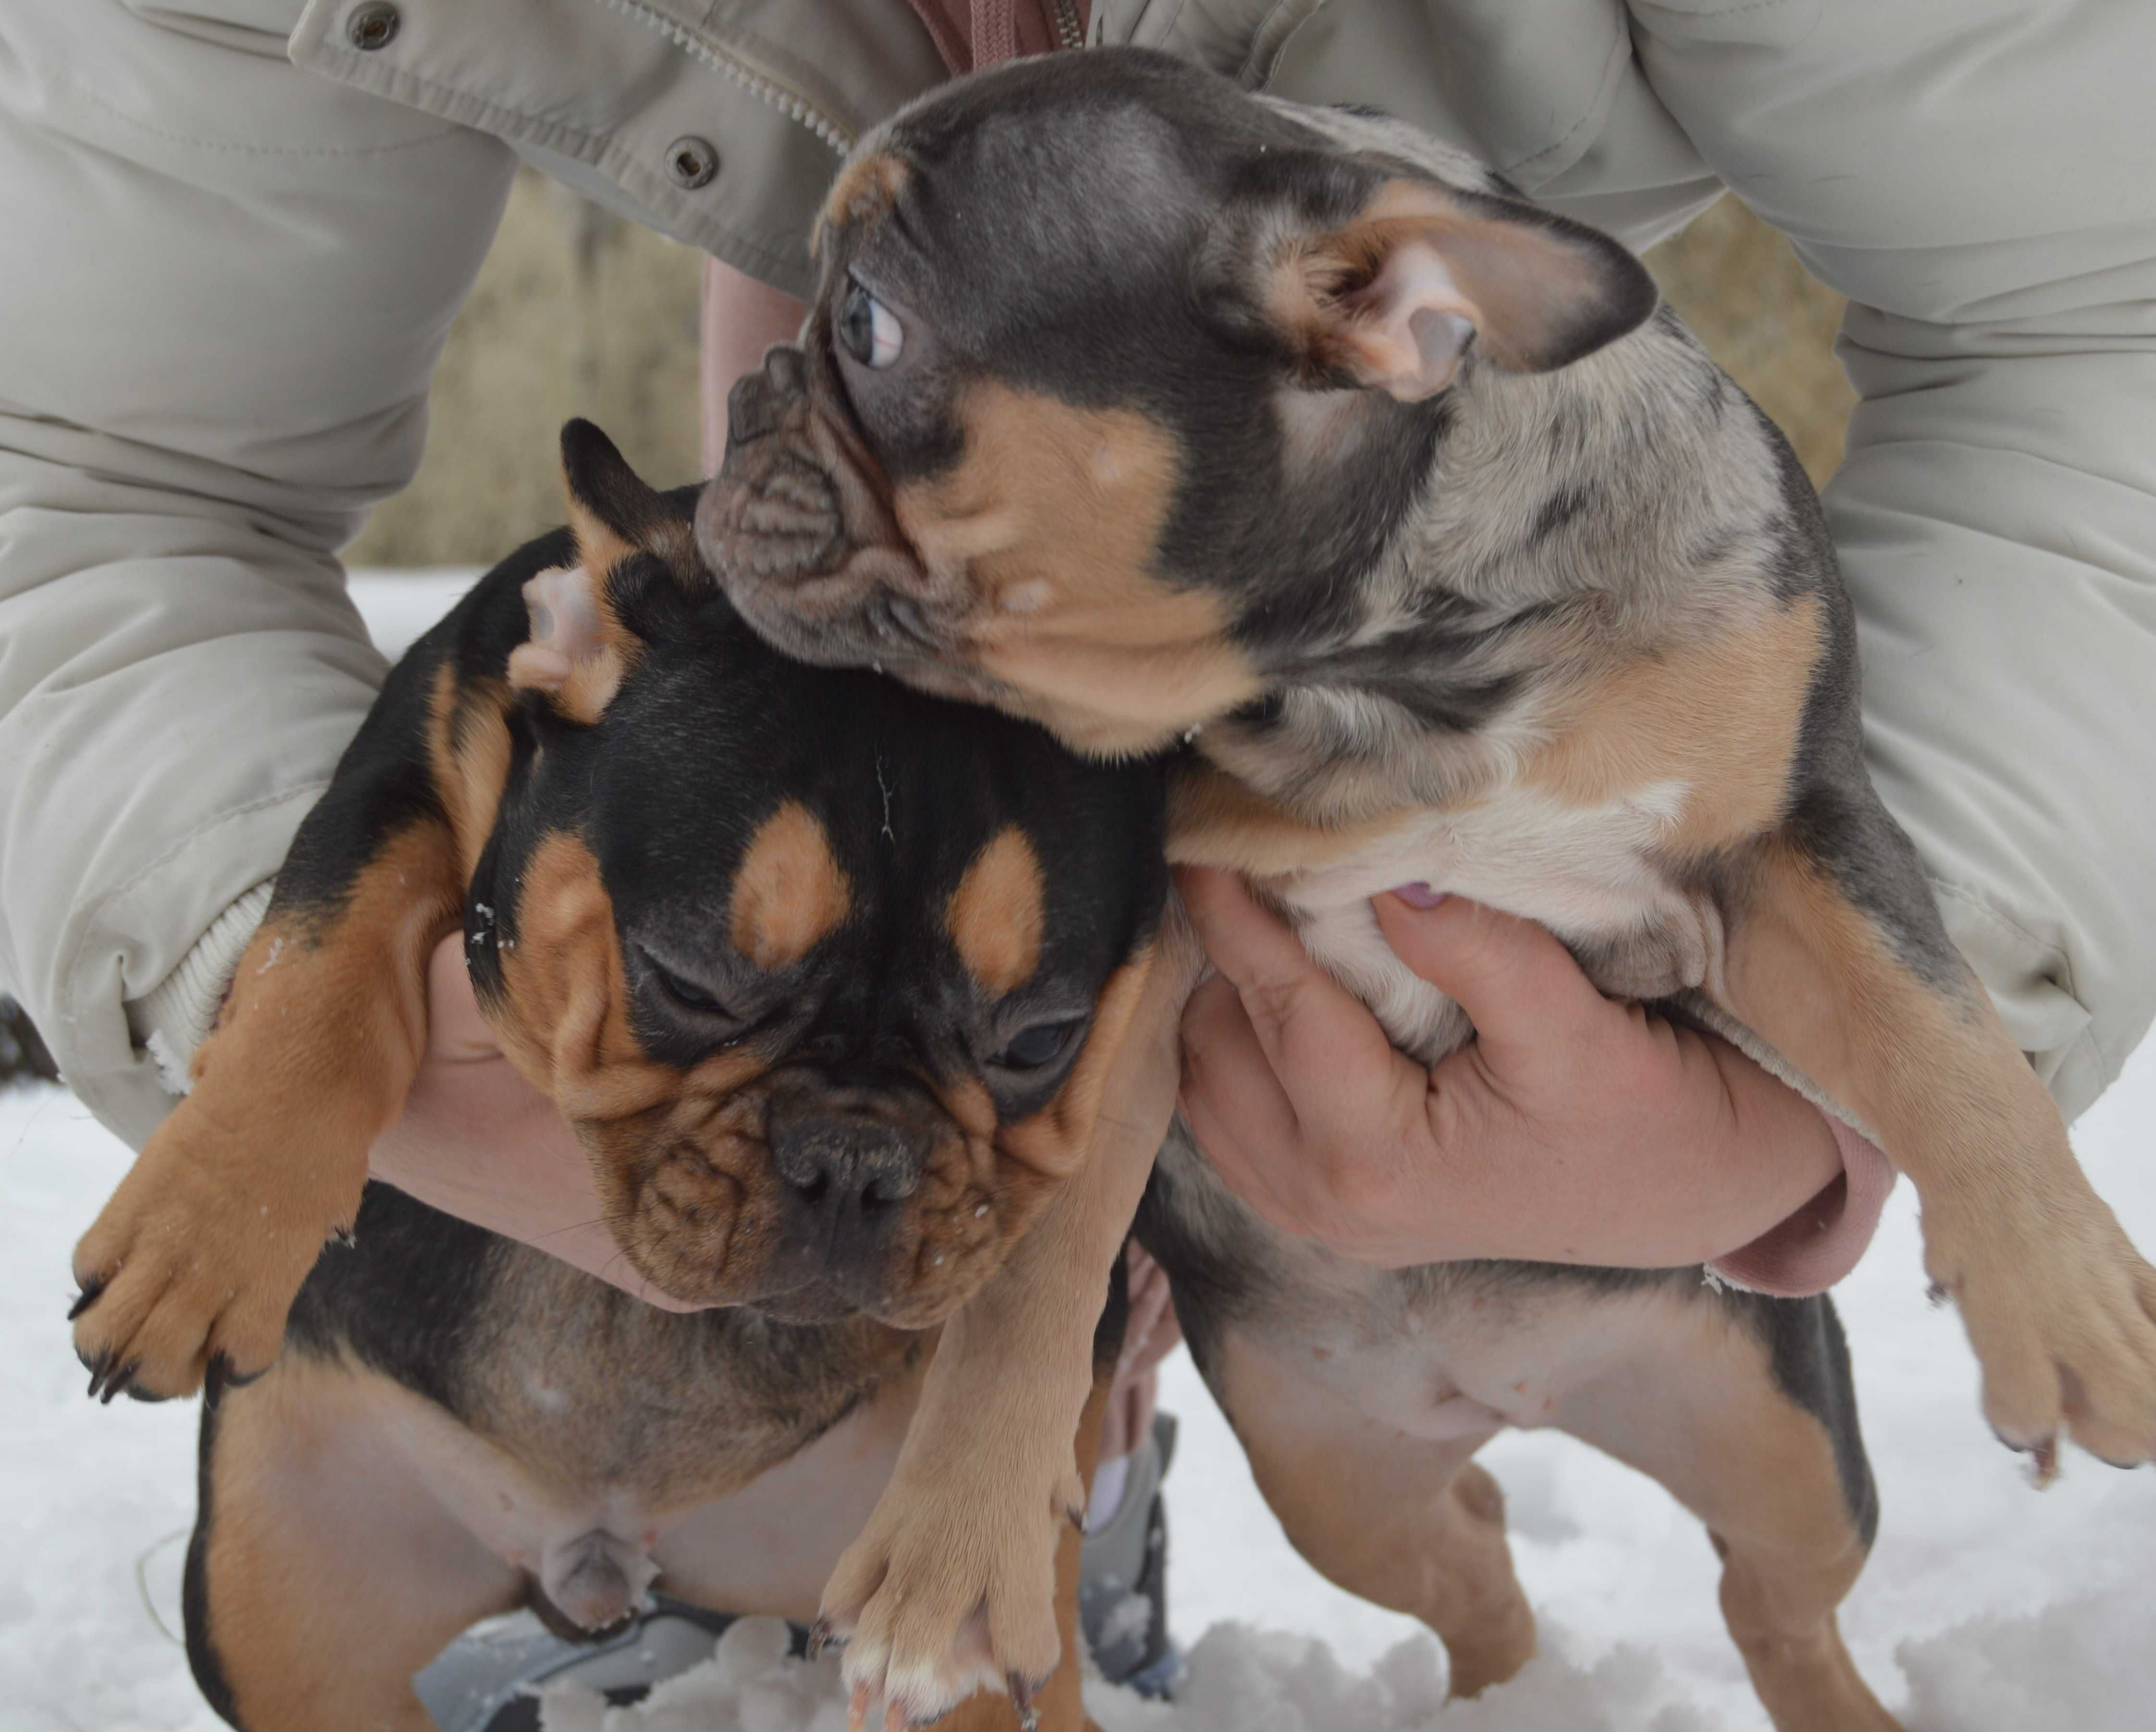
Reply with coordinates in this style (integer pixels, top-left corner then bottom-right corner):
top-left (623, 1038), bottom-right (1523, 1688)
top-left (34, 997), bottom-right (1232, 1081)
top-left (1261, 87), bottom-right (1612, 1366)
top-left (5, 572), bottom-right (2152, 1732)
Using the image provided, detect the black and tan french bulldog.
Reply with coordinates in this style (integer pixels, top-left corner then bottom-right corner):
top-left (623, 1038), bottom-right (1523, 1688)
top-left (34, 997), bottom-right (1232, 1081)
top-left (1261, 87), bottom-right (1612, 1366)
top-left (701, 47), bottom-right (2156, 1732)
top-left (70, 424), bottom-right (1167, 1732)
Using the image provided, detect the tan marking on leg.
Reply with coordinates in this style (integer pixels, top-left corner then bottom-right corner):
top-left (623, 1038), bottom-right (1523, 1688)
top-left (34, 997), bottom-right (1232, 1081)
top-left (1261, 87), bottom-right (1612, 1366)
top-left (894, 385), bottom-right (1261, 755)
top-left (1722, 839), bottom-right (2156, 1463)
top-left (730, 799), bottom-right (853, 971)
top-left (1210, 1328), bottom-right (1533, 1698)
top-left (73, 825), bottom-right (461, 1397)
top-left (948, 826), bottom-right (1046, 994)
top-left (933, 1373), bottom-right (1110, 1732)
top-left (1556, 1293), bottom-right (1899, 1732)
top-left (1166, 760), bottom-right (1418, 875)
top-left (426, 663), bottom-right (513, 877)
top-left (1527, 595), bottom-right (1823, 857)
top-left (820, 150), bottom-right (911, 240)
top-left (195, 1355), bottom-right (520, 1731)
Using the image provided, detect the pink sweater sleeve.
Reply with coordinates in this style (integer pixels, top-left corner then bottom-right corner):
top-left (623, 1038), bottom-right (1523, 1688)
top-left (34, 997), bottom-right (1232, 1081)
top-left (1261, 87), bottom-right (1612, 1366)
top-left (1708, 1117), bottom-right (1896, 1298)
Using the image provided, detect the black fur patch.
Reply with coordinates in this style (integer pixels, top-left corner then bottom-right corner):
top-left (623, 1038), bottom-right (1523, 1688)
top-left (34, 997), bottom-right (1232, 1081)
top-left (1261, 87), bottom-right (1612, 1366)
top-left (1732, 1290), bottom-right (1880, 1549)
top-left (284, 1183), bottom-right (499, 1418)
top-left (182, 1392), bottom-right (242, 1729)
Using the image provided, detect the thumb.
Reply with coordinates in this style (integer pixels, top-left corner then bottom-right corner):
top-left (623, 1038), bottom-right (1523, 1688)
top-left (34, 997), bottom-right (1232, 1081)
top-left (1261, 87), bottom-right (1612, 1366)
top-left (1373, 890), bottom-right (1602, 1060)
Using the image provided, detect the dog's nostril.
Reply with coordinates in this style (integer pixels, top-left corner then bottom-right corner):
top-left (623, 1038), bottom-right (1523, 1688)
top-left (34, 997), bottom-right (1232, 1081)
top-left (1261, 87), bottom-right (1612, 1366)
top-left (774, 1114), bottom-right (920, 1223)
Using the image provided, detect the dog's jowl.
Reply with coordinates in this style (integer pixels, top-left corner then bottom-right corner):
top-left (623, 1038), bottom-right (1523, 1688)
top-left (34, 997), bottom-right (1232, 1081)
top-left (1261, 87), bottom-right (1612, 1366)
top-left (75, 423), bottom-right (1166, 1732)
top-left (706, 47), bottom-right (2156, 1732)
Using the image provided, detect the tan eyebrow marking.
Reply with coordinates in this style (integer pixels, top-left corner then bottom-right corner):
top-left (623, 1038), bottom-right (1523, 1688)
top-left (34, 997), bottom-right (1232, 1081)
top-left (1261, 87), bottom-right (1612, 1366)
top-left (947, 826), bottom-right (1046, 995)
top-left (729, 801), bottom-right (852, 969)
top-left (817, 149), bottom-right (911, 250)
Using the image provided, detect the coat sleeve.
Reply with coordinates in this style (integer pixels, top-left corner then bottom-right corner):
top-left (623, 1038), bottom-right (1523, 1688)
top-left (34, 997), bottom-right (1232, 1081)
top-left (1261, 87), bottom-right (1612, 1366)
top-left (1629, 0), bottom-right (2156, 1121)
top-left (0, 0), bottom-right (515, 1148)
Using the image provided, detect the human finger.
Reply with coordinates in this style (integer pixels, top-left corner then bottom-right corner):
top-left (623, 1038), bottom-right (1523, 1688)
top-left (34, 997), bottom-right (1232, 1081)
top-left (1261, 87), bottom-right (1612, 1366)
top-left (1373, 890), bottom-right (1606, 1067)
top-left (1178, 866), bottom-right (1403, 1104)
top-left (1177, 972), bottom-right (1327, 1237)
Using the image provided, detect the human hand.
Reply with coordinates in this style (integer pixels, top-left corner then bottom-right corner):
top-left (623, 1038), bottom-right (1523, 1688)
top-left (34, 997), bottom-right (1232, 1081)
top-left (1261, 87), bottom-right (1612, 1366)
top-left (368, 932), bottom-right (704, 1310)
top-left (1176, 867), bottom-right (1845, 1271)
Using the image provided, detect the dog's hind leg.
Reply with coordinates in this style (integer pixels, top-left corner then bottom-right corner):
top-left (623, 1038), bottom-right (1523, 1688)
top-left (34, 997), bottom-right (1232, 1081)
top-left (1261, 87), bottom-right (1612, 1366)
top-left (185, 1353), bottom-right (521, 1732)
top-left (1554, 1285), bottom-right (1900, 1732)
top-left (1203, 1325), bottom-right (1534, 1700)
top-left (1716, 817), bottom-right (2156, 1468)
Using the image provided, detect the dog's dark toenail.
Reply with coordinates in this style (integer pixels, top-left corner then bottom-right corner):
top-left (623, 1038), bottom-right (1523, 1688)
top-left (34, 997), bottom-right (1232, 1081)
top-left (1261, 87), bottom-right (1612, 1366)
top-left (99, 1361), bottom-right (141, 1406)
top-left (1007, 1673), bottom-right (1042, 1732)
top-left (67, 1276), bottom-right (106, 1321)
top-left (79, 1346), bottom-right (112, 1397)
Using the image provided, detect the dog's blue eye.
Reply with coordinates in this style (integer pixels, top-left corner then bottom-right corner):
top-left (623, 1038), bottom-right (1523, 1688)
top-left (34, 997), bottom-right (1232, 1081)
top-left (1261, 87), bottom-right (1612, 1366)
top-left (838, 281), bottom-right (903, 369)
top-left (994, 1018), bottom-right (1084, 1071)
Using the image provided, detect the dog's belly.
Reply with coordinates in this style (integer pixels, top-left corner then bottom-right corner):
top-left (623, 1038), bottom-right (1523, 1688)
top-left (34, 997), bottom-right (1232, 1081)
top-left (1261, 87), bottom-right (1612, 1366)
top-left (1263, 782), bottom-right (1722, 1063)
top-left (1144, 1126), bottom-right (1690, 1442)
top-left (288, 1192), bottom-right (929, 1634)
top-left (335, 1348), bottom-right (918, 1633)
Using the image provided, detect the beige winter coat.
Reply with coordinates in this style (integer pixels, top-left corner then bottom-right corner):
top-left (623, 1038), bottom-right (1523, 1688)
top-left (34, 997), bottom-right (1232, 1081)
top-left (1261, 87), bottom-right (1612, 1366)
top-left (2, 0), bottom-right (2152, 1149)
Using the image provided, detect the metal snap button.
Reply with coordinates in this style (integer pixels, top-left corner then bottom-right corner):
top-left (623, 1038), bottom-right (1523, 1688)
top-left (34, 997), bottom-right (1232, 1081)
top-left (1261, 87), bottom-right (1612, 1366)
top-left (347, 2), bottom-right (400, 50)
top-left (665, 136), bottom-right (719, 190)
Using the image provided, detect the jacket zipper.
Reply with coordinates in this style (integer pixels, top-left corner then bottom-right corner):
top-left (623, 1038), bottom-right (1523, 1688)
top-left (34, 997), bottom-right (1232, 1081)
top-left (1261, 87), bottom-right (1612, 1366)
top-left (594, 0), bottom-right (855, 153)
top-left (1048, 0), bottom-right (1084, 52)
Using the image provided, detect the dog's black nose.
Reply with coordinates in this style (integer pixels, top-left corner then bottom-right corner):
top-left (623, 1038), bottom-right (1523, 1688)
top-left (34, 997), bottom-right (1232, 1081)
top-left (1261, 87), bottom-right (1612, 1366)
top-left (769, 1109), bottom-right (922, 1225)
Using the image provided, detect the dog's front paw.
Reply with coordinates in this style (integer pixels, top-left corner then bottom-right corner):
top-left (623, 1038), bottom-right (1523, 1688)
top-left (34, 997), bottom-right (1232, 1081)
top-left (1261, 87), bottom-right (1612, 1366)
top-left (1926, 1179), bottom-right (2156, 1473)
top-left (70, 1116), bottom-right (356, 1403)
top-left (818, 1442), bottom-right (1085, 1730)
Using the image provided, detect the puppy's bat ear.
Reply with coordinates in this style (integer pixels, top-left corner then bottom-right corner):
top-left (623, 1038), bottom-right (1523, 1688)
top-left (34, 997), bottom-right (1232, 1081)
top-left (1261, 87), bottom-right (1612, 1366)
top-left (559, 418), bottom-right (691, 577)
top-left (508, 561), bottom-right (632, 724)
top-left (508, 421), bottom-right (684, 723)
top-left (1229, 160), bottom-right (1658, 398)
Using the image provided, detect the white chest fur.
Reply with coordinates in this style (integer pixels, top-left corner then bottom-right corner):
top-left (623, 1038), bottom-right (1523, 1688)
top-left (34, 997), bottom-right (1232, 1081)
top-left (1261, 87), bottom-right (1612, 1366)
top-left (1256, 779), bottom-right (1725, 1065)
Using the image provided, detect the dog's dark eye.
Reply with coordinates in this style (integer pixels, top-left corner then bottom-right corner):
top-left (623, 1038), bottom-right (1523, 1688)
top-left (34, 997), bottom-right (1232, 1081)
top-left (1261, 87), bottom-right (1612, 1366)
top-left (993, 1018), bottom-right (1085, 1071)
top-left (838, 281), bottom-right (903, 370)
top-left (649, 961), bottom-right (730, 1017)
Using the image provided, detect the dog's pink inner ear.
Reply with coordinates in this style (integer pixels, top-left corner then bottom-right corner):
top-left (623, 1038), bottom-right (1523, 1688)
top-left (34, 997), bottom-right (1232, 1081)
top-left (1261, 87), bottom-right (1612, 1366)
top-left (1303, 180), bottom-right (1657, 386)
top-left (509, 564), bottom-right (628, 723)
top-left (1340, 240), bottom-right (1481, 401)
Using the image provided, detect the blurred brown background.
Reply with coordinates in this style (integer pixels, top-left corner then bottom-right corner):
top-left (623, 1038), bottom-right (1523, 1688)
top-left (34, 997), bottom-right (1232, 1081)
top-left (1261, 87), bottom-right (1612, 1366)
top-left (346, 173), bottom-right (1858, 567)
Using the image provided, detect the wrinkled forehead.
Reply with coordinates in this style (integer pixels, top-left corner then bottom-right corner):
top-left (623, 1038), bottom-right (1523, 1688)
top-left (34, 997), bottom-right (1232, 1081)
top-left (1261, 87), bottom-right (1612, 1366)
top-left (818, 56), bottom-right (1317, 323)
top-left (588, 635), bottom-right (1163, 972)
